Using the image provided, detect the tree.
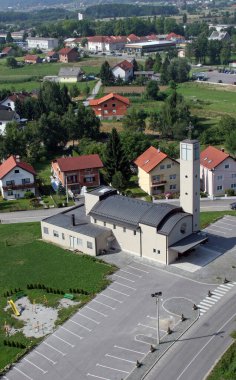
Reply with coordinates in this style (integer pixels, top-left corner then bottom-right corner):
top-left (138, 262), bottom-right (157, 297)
top-left (220, 41), bottom-right (231, 65)
top-left (167, 58), bottom-right (191, 83)
top-left (145, 56), bottom-right (154, 71)
top-left (225, 130), bottom-right (236, 157)
top-left (6, 57), bottom-right (17, 68)
top-left (103, 128), bottom-right (131, 184)
top-left (183, 13), bottom-right (187, 24)
top-left (99, 61), bottom-right (114, 85)
top-left (149, 112), bottom-right (160, 131)
top-left (76, 103), bottom-right (100, 139)
top-left (81, 37), bottom-right (88, 47)
top-left (153, 53), bottom-right (162, 73)
top-left (123, 108), bottom-right (147, 132)
top-left (6, 32), bottom-right (13, 43)
top-left (111, 171), bottom-right (127, 192)
top-left (120, 131), bottom-right (151, 161)
top-left (160, 56), bottom-right (170, 84)
top-left (62, 104), bottom-right (78, 146)
top-left (1, 122), bottom-right (27, 158)
top-left (70, 84), bottom-right (80, 98)
top-left (37, 112), bottom-right (68, 151)
top-left (145, 80), bottom-right (159, 100)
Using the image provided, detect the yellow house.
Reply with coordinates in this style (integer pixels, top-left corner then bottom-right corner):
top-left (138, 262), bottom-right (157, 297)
top-left (134, 146), bottom-right (180, 196)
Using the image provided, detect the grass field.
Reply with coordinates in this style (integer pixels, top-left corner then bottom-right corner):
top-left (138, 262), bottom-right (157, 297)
top-left (0, 197), bottom-right (43, 212)
top-left (207, 340), bottom-right (236, 380)
top-left (0, 222), bottom-right (116, 373)
top-left (200, 211), bottom-right (236, 229)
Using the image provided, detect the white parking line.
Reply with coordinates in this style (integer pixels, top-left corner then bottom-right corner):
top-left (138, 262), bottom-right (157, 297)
top-left (53, 334), bottom-right (75, 347)
top-left (128, 265), bottom-right (149, 273)
top-left (105, 353), bottom-right (136, 364)
top-left (24, 358), bottom-right (47, 374)
top-left (214, 225), bottom-right (232, 231)
top-left (87, 373), bottom-right (111, 380)
top-left (60, 326), bottom-right (83, 339)
top-left (43, 341), bottom-right (66, 356)
top-left (114, 345), bottom-right (145, 355)
top-left (93, 299), bottom-right (116, 310)
top-left (138, 323), bottom-right (156, 330)
top-left (113, 274), bottom-right (135, 283)
top-left (85, 306), bottom-right (108, 317)
top-left (14, 367), bottom-right (33, 380)
top-left (96, 364), bottom-right (129, 374)
top-left (114, 282), bottom-right (136, 290)
top-left (100, 293), bottom-right (123, 303)
top-left (120, 269), bottom-right (142, 278)
top-left (77, 312), bottom-right (100, 324)
top-left (205, 228), bottom-right (226, 235)
top-left (109, 288), bottom-right (129, 296)
top-left (34, 350), bottom-right (57, 365)
top-left (69, 319), bottom-right (92, 331)
top-left (135, 334), bottom-right (154, 345)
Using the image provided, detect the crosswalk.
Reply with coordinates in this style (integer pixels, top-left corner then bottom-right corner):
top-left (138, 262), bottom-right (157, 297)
top-left (197, 282), bottom-right (236, 317)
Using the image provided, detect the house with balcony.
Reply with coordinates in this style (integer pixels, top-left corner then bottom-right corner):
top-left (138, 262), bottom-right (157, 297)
top-left (134, 146), bottom-right (180, 196)
top-left (200, 146), bottom-right (236, 197)
top-left (0, 155), bottom-right (36, 199)
top-left (51, 154), bottom-right (103, 195)
top-left (89, 93), bottom-right (130, 120)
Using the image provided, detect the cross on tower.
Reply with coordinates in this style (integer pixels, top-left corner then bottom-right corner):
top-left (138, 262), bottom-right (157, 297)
top-left (186, 122), bottom-right (194, 139)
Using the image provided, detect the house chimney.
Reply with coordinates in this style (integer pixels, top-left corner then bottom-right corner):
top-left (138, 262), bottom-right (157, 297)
top-left (15, 155), bottom-right (20, 162)
top-left (71, 214), bottom-right (75, 226)
top-left (221, 148), bottom-right (225, 152)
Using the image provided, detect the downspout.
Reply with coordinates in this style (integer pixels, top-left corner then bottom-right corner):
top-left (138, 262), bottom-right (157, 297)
top-left (139, 227), bottom-right (142, 257)
top-left (166, 236), bottom-right (168, 265)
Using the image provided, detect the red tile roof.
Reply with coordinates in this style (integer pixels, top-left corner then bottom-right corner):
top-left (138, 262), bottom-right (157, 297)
top-left (2, 46), bottom-right (13, 54)
top-left (89, 93), bottom-right (130, 106)
top-left (53, 154), bottom-right (103, 172)
top-left (127, 34), bottom-right (140, 42)
top-left (134, 146), bottom-right (168, 173)
top-left (113, 60), bottom-right (133, 71)
top-left (24, 54), bottom-right (40, 61)
top-left (58, 47), bottom-right (76, 55)
top-left (200, 146), bottom-right (230, 170)
top-left (0, 155), bottom-right (36, 179)
top-left (8, 93), bottom-right (30, 102)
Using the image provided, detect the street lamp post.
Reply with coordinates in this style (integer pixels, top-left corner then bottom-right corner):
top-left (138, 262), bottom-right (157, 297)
top-left (151, 291), bottom-right (162, 346)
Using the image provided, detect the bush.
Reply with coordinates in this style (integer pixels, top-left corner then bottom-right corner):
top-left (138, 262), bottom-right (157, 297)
top-left (200, 191), bottom-right (208, 198)
top-left (225, 188), bottom-right (235, 196)
top-left (24, 191), bottom-right (34, 199)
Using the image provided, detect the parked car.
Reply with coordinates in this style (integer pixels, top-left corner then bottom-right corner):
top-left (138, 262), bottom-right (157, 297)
top-left (230, 202), bottom-right (236, 210)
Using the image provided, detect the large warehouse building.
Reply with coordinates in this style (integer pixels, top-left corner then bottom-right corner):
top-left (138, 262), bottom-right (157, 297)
top-left (125, 40), bottom-right (176, 54)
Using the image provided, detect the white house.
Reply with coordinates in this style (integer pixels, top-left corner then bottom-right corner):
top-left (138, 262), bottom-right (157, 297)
top-left (41, 139), bottom-right (207, 265)
top-left (58, 67), bottom-right (84, 83)
top-left (112, 60), bottom-right (134, 82)
top-left (27, 37), bottom-right (58, 50)
top-left (0, 155), bottom-right (36, 199)
top-left (0, 93), bottom-right (31, 111)
top-left (200, 146), bottom-right (236, 197)
top-left (0, 106), bottom-right (20, 135)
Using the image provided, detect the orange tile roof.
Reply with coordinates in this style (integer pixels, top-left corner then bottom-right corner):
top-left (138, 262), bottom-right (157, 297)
top-left (24, 54), bottom-right (39, 61)
top-left (134, 146), bottom-right (168, 173)
top-left (200, 146), bottom-right (230, 170)
top-left (53, 154), bottom-right (103, 172)
top-left (113, 60), bottom-right (133, 71)
top-left (0, 155), bottom-right (36, 179)
top-left (89, 93), bottom-right (130, 106)
top-left (58, 47), bottom-right (76, 55)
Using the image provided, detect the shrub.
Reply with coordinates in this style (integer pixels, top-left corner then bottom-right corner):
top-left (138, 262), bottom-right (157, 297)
top-left (24, 191), bottom-right (34, 199)
top-left (225, 188), bottom-right (235, 196)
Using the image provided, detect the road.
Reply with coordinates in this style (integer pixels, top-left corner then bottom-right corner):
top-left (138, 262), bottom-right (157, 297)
top-left (0, 198), bottom-right (234, 223)
top-left (145, 286), bottom-right (236, 380)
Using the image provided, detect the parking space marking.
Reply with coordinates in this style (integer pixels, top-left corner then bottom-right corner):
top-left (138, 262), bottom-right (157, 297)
top-left (53, 334), bottom-right (75, 347)
top-left (14, 367), bottom-right (33, 380)
top-left (128, 265), bottom-right (149, 274)
top-left (213, 225), bottom-right (232, 231)
top-left (205, 227), bottom-right (226, 235)
top-left (77, 312), bottom-right (100, 324)
top-left (114, 282), bottom-right (136, 291)
top-left (138, 323), bottom-right (156, 330)
top-left (24, 358), bottom-right (47, 374)
top-left (43, 341), bottom-right (66, 356)
top-left (113, 274), bottom-right (135, 283)
top-left (120, 269), bottom-right (142, 278)
top-left (114, 345), bottom-right (145, 355)
top-left (87, 373), bottom-right (111, 380)
top-left (60, 326), bottom-right (83, 339)
top-left (93, 299), bottom-right (116, 310)
top-left (96, 364), bottom-right (129, 374)
top-left (100, 293), bottom-right (123, 303)
top-left (69, 319), bottom-right (92, 331)
top-left (105, 353), bottom-right (136, 364)
top-left (109, 288), bottom-right (129, 297)
top-left (85, 306), bottom-right (108, 317)
top-left (34, 350), bottom-right (57, 365)
top-left (135, 334), bottom-right (155, 345)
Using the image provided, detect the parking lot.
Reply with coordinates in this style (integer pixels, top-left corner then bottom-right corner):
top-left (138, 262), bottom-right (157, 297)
top-left (194, 69), bottom-right (236, 85)
top-left (4, 216), bottom-right (236, 380)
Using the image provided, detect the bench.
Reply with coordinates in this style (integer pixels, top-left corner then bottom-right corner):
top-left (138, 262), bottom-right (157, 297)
top-left (64, 293), bottom-right (74, 300)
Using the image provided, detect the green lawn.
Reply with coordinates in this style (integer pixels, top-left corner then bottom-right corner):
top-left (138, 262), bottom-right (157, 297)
top-left (200, 211), bottom-right (236, 229)
top-left (0, 222), bottom-right (116, 373)
top-left (207, 340), bottom-right (236, 380)
top-left (0, 197), bottom-right (43, 212)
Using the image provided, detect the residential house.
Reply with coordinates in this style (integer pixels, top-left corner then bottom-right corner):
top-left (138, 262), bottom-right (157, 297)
top-left (51, 154), bottom-right (103, 195)
top-left (27, 37), bottom-right (58, 50)
top-left (41, 139), bottom-right (206, 265)
top-left (112, 60), bottom-right (134, 82)
top-left (0, 105), bottom-right (20, 134)
top-left (89, 93), bottom-right (130, 120)
top-left (58, 48), bottom-right (78, 63)
top-left (166, 32), bottom-right (185, 42)
top-left (1, 46), bottom-right (16, 56)
top-left (0, 155), bottom-right (36, 199)
top-left (24, 55), bottom-right (42, 64)
top-left (58, 67), bottom-right (84, 83)
top-left (46, 51), bottom-right (59, 62)
top-left (134, 71), bottom-right (160, 81)
top-left (134, 146), bottom-right (180, 196)
top-left (0, 92), bottom-right (31, 111)
top-left (200, 146), bottom-right (236, 197)
top-left (208, 31), bottom-right (230, 41)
